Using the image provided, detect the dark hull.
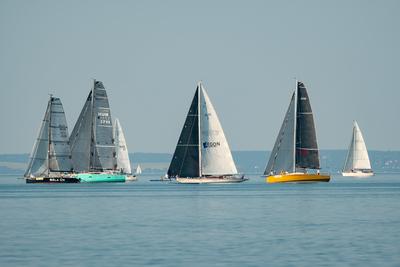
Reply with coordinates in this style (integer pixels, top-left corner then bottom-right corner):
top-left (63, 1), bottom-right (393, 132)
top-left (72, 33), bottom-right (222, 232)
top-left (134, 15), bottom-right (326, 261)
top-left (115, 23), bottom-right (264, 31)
top-left (26, 177), bottom-right (80, 184)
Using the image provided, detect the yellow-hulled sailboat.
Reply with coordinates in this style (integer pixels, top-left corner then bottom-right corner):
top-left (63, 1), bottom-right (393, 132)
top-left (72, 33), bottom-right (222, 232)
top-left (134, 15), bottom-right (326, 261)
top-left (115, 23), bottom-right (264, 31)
top-left (264, 81), bottom-right (330, 183)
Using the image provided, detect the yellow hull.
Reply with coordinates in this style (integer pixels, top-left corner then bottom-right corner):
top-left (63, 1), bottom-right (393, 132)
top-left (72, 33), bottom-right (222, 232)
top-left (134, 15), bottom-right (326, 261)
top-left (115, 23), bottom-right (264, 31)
top-left (266, 173), bottom-right (330, 183)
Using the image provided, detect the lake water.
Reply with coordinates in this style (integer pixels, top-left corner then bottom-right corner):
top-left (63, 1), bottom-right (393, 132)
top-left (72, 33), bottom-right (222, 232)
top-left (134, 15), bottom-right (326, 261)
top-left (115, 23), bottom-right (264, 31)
top-left (0, 174), bottom-right (399, 267)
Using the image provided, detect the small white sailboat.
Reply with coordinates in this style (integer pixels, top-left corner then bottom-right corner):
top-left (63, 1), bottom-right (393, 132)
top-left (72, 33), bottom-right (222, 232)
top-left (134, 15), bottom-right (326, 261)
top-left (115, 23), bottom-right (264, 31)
top-left (342, 121), bottom-right (374, 177)
top-left (167, 82), bottom-right (247, 184)
top-left (135, 164), bottom-right (142, 175)
top-left (114, 118), bottom-right (137, 181)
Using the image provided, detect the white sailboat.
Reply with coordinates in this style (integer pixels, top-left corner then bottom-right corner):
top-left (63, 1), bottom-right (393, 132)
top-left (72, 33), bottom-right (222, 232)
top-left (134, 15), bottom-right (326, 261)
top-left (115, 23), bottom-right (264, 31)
top-left (342, 121), bottom-right (374, 177)
top-left (167, 82), bottom-right (247, 184)
top-left (25, 95), bottom-right (78, 183)
top-left (114, 118), bottom-right (137, 181)
top-left (135, 164), bottom-right (142, 175)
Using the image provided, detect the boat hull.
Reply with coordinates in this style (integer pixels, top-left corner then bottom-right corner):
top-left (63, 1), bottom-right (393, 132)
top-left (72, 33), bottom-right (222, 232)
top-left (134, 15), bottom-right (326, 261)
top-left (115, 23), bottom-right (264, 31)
top-left (75, 173), bottom-right (126, 183)
top-left (26, 176), bottom-right (80, 184)
top-left (342, 171), bottom-right (374, 177)
top-left (176, 176), bottom-right (248, 184)
top-left (125, 175), bottom-right (137, 181)
top-left (266, 173), bottom-right (330, 183)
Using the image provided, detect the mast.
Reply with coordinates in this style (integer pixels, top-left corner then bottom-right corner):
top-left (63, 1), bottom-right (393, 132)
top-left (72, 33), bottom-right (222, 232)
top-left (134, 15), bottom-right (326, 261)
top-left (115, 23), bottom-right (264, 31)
top-left (292, 79), bottom-right (297, 173)
top-left (47, 95), bottom-right (52, 176)
top-left (198, 82), bottom-right (202, 177)
top-left (353, 121), bottom-right (356, 167)
top-left (90, 79), bottom-right (95, 171)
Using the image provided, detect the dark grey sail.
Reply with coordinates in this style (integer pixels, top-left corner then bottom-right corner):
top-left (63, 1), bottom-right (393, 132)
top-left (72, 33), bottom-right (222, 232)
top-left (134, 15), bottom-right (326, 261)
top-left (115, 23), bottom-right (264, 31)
top-left (295, 82), bottom-right (320, 169)
top-left (69, 91), bottom-right (94, 172)
top-left (167, 87), bottom-right (200, 178)
top-left (69, 80), bottom-right (116, 172)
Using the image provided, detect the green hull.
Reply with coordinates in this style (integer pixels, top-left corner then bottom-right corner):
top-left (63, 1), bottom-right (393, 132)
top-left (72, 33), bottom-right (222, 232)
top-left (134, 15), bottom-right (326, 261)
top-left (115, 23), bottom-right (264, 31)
top-left (75, 173), bottom-right (126, 183)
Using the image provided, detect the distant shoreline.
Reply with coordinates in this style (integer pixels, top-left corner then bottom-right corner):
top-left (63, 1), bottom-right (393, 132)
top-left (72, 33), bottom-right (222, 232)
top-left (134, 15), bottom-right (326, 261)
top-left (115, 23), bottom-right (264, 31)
top-left (1, 150), bottom-right (400, 175)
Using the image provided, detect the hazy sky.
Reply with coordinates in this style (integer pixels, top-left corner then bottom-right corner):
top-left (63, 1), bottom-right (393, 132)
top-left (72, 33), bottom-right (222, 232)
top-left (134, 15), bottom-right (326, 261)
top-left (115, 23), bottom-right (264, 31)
top-left (1, 0), bottom-right (399, 153)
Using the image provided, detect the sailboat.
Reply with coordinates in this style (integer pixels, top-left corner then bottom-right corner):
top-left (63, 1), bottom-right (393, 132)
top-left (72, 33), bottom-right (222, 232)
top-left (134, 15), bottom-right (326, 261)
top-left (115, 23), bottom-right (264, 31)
top-left (342, 121), bottom-right (374, 177)
top-left (135, 164), bottom-right (142, 175)
top-left (69, 80), bottom-right (126, 183)
top-left (114, 118), bottom-right (137, 181)
top-left (264, 81), bottom-right (330, 183)
top-left (25, 95), bottom-right (79, 183)
top-left (167, 82), bottom-right (247, 184)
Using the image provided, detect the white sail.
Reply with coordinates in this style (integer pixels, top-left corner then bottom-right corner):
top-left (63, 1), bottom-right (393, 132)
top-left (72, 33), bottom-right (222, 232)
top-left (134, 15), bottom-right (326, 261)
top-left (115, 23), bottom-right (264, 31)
top-left (199, 83), bottom-right (238, 176)
top-left (114, 118), bottom-right (132, 174)
top-left (343, 121), bottom-right (372, 172)
top-left (136, 165), bottom-right (142, 175)
top-left (264, 92), bottom-right (296, 175)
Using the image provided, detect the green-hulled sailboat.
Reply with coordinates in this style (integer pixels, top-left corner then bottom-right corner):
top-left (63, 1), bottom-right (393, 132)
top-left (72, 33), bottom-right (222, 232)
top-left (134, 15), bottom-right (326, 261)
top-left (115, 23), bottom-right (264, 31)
top-left (69, 80), bottom-right (126, 182)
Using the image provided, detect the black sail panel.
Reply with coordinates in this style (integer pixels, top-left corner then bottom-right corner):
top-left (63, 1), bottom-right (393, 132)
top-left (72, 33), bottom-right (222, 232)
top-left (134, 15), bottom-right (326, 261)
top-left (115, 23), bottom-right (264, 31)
top-left (295, 82), bottom-right (320, 169)
top-left (167, 88), bottom-right (200, 178)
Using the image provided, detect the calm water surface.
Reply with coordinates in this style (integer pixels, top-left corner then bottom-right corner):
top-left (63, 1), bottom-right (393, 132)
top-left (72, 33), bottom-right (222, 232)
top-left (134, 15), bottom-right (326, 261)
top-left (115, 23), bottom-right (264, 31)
top-left (0, 174), bottom-right (399, 267)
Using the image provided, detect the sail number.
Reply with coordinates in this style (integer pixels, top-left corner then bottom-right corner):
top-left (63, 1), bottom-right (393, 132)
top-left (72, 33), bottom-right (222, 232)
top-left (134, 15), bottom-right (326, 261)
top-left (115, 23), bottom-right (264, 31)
top-left (98, 112), bottom-right (111, 125)
top-left (203, 141), bottom-right (220, 148)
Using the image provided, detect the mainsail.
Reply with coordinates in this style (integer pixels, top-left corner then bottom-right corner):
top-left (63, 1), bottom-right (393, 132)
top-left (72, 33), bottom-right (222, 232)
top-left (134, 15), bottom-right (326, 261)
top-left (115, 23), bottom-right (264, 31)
top-left (69, 80), bottom-right (116, 172)
top-left (264, 81), bottom-right (320, 175)
top-left (167, 82), bottom-right (238, 178)
top-left (25, 96), bottom-right (73, 177)
top-left (114, 118), bottom-right (132, 174)
top-left (343, 121), bottom-right (372, 172)
top-left (295, 82), bottom-right (320, 169)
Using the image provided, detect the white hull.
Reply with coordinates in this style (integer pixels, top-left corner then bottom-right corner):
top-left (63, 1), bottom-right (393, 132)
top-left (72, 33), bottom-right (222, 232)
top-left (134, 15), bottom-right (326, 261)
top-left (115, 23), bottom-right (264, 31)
top-left (342, 171), bottom-right (374, 177)
top-left (175, 176), bottom-right (248, 184)
top-left (125, 175), bottom-right (137, 181)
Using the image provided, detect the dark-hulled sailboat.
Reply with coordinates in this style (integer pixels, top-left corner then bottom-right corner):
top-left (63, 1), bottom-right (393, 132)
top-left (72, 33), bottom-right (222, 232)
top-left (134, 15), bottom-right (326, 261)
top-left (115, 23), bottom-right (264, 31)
top-left (69, 80), bottom-right (126, 182)
top-left (264, 81), bottom-right (330, 183)
top-left (167, 82), bottom-right (247, 184)
top-left (25, 95), bottom-right (79, 183)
